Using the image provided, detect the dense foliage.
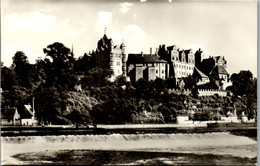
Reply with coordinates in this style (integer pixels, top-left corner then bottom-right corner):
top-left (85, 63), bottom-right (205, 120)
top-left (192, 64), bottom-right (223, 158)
top-left (1, 42), bottom-right (257, 125)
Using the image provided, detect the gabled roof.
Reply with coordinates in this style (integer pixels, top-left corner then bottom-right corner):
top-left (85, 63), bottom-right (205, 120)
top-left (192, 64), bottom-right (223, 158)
top-left (194, 67), bottom-right (208, 78)
top-left (127, 54), bottom-right (166, 64)
top-left (210, 65), bottom-right (229, 75)
top-left (1, 108), bottom-right (18, 119)
top-left (20, 105), bottom-right (33, 119)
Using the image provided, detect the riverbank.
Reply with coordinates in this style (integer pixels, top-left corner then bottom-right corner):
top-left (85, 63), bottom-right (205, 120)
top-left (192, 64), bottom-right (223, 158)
top-left (1, 122), bottom-right (257, 137)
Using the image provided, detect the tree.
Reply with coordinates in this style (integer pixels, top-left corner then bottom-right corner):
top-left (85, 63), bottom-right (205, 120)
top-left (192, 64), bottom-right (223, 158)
top-left (1, 85), bottom-right (30, 109)
top-left (43, 42), bottom-right (77, 91)
top-left (152, 78), bottom-right (166, 94)
top-left (90, 98), bottom-right (135, 124)
top-left (134, 78), bottom-right (153, 99)
top-left (35, 87), bottom-right (68, 125)
top-left (43, 42), bottom-right (72, 63)
top-left (183, 75), bottom-right (197, 89)
top-left (230, 70), bottom-right (253, 96)
top-left (230, 70), bottom-right (256, 119)
top-left (12, 51), bottom-right (29, 71)
top-left (114, 75), bottom-right (128, 87)
top-left (245, 78), bottom-right (257, 120)
top-left (1, 66), bottom-right (19, 90)
top-left (157, 105), bottom-right (176, 123)
top-left (165, 77), bottom-right (176, 89)
top-left (12, 51), bottom-right (35, 89)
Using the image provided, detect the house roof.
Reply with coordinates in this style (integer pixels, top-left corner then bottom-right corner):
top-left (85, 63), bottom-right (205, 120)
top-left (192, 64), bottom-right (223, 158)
top-left (1, 108), bottom-right (18, 119)
top-left (194, 67), bottom-right (208, 78)
top-left (210, 65), bottom-right (229, 75)
top-left (127, 54), bottom-right (166, 64)
top-left (20, 105), bottom-right (33, 119)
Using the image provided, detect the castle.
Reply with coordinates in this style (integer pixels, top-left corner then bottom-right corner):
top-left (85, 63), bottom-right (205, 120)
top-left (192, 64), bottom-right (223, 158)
top-left (89, 32), bottom-right (231, 90)
top-left (90, 32), bottom-right (127, 79)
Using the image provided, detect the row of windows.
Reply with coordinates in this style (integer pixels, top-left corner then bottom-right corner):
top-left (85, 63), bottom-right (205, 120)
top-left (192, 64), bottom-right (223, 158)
top-left (155, 70), bottom-right (165, 74)
top-left (113, 53), bottom-right (122, 58)
top-left (175, 64), bottom-right (194, 70)
top-left (143, 63), bottom-right (165, 67)
top-left (177, 71), bottom-right (192, 76)
top-left (172, 57), bottom-right (194, 63)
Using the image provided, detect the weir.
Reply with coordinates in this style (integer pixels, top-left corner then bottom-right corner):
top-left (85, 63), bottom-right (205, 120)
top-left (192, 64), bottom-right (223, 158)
top-left (1, 132), bottom-right (257, 163)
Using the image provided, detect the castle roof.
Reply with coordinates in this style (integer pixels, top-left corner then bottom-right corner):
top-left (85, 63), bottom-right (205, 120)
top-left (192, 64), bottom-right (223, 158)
top-left (167, 45), bottom-right (177, 50)
top-left (127, 53), bottom-right (166, 64)
top-left (184, 49), bottom-right (193, 55)
top-left (210, 65), bottom-right (229, 75)
top-left (194, 67), bottom-right (208, 78)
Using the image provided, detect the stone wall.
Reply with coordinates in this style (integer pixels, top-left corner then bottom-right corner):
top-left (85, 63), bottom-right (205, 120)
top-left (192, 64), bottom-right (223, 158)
top-left (197, 89), bottom-right (228, 96)
top-left (168, 89), bottom-right (230, 96)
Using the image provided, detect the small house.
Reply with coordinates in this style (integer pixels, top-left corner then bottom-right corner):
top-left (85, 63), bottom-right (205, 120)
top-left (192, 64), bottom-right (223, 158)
top-left (20, 104), bottom-right (36, 126)
top-left (1, 107), bottom-right (20, 126)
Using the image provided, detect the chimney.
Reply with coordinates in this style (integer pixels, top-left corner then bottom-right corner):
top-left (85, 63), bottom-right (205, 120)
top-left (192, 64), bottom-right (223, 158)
top-left (156, 48), bottom-right (159, 56)
top-left (150, 48), bottom-right (152, 55)
top-left (141, 51), bottom-right (143, 57)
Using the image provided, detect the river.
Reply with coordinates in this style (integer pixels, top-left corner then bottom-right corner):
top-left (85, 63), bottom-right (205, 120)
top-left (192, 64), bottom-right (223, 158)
top-left (1, 132), bottom-right (257, 165)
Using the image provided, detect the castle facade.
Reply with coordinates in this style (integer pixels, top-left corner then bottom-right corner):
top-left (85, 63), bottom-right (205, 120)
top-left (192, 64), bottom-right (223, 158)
top-left (89, 33), bottom-right (231, 90)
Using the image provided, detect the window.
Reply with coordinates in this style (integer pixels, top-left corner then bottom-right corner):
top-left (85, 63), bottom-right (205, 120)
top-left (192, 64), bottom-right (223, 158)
top-left (162, 70), bottom-right (164, 74)
top-left (156, 70), bottom-right (158, 74)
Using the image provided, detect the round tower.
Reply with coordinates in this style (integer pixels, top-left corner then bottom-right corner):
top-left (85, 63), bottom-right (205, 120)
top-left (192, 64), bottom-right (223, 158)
top-left (121, 40), bottom-right (127, 76)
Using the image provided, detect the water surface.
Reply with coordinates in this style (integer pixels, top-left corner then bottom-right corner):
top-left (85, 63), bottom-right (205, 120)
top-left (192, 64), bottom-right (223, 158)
top-left (1, 132), bottom-right (257, 165)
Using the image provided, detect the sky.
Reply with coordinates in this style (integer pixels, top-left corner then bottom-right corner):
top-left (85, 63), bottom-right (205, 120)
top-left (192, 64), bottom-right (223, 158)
top-left (1, 0), bottom-right (257, 77)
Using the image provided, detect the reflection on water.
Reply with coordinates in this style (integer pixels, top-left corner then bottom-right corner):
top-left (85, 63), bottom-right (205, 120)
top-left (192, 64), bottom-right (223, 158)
top-left (1, 132), bottom-right (257, 165)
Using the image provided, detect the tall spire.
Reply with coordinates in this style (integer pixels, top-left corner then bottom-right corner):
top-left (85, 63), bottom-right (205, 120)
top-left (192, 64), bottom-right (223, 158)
top-left (71, 44), bottom-right (74, 57)
top-left (104, 27), bottom-right (107, 35)
top-left (121, 38), bottom-right (125, 48)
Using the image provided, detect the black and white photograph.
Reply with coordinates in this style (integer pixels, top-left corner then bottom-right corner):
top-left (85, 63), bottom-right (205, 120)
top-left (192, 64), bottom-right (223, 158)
top-left (1, 0), bottom-right (257, 165)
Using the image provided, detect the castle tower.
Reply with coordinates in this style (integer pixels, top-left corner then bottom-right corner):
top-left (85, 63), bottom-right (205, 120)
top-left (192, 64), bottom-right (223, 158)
top-left (186, 49), bottom-right (194, 64)
top-left (71, 44), bottom-right (74, 58)
top-left (121, 40), bottom-right (127, 76)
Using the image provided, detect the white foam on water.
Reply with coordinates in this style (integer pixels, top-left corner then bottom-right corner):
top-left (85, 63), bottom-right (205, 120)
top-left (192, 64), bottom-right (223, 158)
top-left (1, 132), bottom-right (257, 165)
